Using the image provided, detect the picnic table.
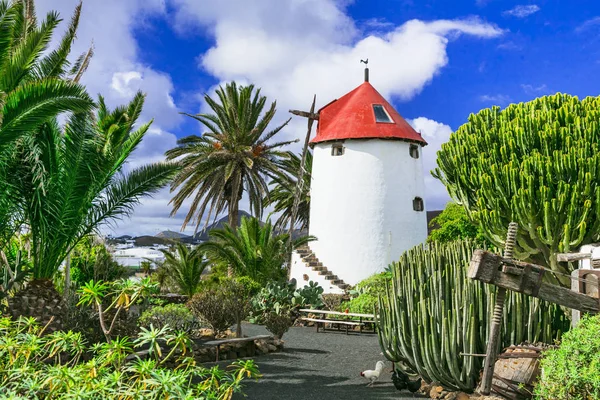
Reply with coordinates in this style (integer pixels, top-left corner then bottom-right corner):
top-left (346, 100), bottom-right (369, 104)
top-left (299, 309), bottom-right (376, 334)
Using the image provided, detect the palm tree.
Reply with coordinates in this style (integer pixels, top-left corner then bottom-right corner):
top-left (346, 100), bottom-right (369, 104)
top-left (158, 243), bottom-right (208, 297)
top-left (0, 0), bottom-right (94, 247)
top-left (264, 150), bottom-right (312, 231)
top-left (166, 82), bottom-right (296, 236)
top-left (16, 93), bottom-right (176, 282)
top-left (199, 216), bottom-right (314, 285)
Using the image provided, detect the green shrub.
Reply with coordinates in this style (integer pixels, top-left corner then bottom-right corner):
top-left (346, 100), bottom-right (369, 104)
top-left (0, 316), bottom-right (259, 398)
top-left (187, 289), bottom-right (236, 337)
top-left (70, 236), bottom-right (125, 284)
top-left (139, 304), bottom-right (202, 335)
top-left (535, 314), bottom-right (600, 399)
top-left (341, 272), bottom-right (390, 314)
top-left (264, 312), bottom-right (293, 339)
top-left (249, 281), bottom-right (324, 324)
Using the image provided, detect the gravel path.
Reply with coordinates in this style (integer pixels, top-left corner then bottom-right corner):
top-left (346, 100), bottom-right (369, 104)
top-left (223, 323), bottom-right (424, 400)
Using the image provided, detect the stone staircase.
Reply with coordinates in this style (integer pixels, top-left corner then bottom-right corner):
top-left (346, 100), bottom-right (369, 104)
top-left (295, 245), bottom-right (350, 291)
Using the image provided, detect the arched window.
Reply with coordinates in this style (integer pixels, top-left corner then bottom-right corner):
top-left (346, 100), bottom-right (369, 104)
top-left (409, 144), bottom-right (419, 159)
top-left (413, 197), bottom-right (424, 212)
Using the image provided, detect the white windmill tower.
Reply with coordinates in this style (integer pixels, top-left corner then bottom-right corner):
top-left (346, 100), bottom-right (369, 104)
top-left (290, 66), bottom-right (428, 293)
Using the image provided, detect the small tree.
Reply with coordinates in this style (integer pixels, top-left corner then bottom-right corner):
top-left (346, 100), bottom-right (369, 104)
top-left (187, 288), bottom-right (236, 337)
top-left (434, 94), bottom-right (600, 285)
top-left (427, 203), bottom-right (489, 245)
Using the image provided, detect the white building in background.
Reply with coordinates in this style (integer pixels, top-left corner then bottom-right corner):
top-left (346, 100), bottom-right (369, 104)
top-left (290, 69), bottom-right (428, 294)
top-left (112, 247), bottom-right (166, 268)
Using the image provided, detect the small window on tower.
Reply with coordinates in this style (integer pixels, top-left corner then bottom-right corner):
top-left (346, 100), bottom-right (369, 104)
top-left (373, 104), bottom-right (393, 123)
top-left (409, 144), bottom-right (419, 159)
top-left (413, 197), bottom-right (424, 212)
top-left (331, 143), bottom-right (344, 156)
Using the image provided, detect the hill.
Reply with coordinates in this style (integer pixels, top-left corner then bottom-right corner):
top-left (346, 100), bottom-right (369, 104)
top-left (155, 230), bottom-right (191, 239)
top-left (193, 210), bottom-right (253, 241)
top-left (133, 235), bottom-right (174, 247)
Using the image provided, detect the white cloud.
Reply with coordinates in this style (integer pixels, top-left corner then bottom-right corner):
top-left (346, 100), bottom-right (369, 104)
top-left (167, 0), bottom-right (502, 221)
top-left (576, 17), bottom-right (600, 33)
top-left (497, 41), bottom-right (522, 51)
top-left (479, 94), bottom-right (511, 105)
top-left (409, 117), bottom-right (452, 210)
top-left (521, 83), bottom-right (549, 95)
top-left (502, 5), bottom-right (541, 18)
top-left (34, 1), bottom-right (184, 236)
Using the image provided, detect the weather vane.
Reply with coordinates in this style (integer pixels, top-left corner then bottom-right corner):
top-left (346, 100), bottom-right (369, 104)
top-left (360, 58), bottom-right (368, 65)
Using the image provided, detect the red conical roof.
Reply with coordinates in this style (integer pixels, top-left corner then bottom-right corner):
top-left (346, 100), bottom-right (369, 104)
top-left (311, 82), bottom-right (427, 145)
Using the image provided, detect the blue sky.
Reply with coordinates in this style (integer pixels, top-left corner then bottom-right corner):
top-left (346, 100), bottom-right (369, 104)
top-left (39, 0), bottom-right (600, 235)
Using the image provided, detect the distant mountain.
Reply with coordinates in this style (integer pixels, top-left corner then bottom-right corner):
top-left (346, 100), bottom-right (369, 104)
top-left (193, 210), bottom-right (253, 241)
top-left (155, 230), bottom-right (191, 239)
top-left (133, 235), bottom-right (174, 247)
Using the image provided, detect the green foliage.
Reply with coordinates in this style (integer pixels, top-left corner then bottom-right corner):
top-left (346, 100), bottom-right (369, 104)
top-left (263, 312), bottom-right (293, 339)
top-left (23, 94), bottom-right (176, 280)
top-left (0, 315), bottom-right (260, 398)
top-left (200, 216), bottom-right (315, 284)
top-left (186, 280), bottom-right (253, 337)
top-left (0, 236), bottom-right (31, 304)
top-left (139, 304), bottom-right (202, 335)
top-left (341, 272), bottom-right (390, 314)
top-left (166, 81), bottom-right (296, 232)
top-left (377, 240), bottom-right (569, 392)
top-left (535, 315), bottom-right (600, 399)
top-left (427, 203), bottom-right (489, 245)
top-left (77, 278), bottom-right (158, 342)
top-left (70, 236), bottom-right (125, 284)
top-left (249, 281), bottom-right (323, 324)
top-left (235, 275), bottom-right (262, 297)
top-left (158, 243), bottom-right (208, 296)
top-left (434, 94), bottom-right (600, 283)
top-left (0, 0), bottom-right (94, 249)
top-left (264, 150), bottom-right (312, 230)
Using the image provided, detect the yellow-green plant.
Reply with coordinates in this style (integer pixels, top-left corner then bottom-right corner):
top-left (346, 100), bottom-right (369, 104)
top-left (0, 316), bottom-right (260, 399)
top-left (434, 94), bottom-right (600, 283)
top-left (377, 240), bottom-right (569, 391)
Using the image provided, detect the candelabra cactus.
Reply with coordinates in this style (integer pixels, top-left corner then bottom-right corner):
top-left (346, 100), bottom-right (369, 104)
top-left (433, 94), bottom-right (600, 283)
top-left (376, 240), bottom-right (568, 391)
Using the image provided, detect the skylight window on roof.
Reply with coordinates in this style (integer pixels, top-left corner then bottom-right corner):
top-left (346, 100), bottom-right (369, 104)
top-left (373, 104), bottom-right (393, 123)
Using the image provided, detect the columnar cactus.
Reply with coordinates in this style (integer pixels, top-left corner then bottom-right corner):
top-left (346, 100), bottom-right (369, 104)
top-left (376, 240), bottom-right (568, 391)
top-left (433, 94), bottom-right (600, 282)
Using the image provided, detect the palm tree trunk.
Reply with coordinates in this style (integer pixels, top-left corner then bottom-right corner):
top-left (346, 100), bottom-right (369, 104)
top-left (227, 202), bottom-right (239, 277)
top-left (63, 253), bottom-right (71, 299)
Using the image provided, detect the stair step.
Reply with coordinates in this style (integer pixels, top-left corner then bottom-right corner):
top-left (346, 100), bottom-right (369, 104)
top-left (337, 284), bottom-right (350, 290)
top-left (331, 280), bottom-right (344, 285)
top-left (312, 266), bottom-right (327, 272)
top-left (317, 270), bottom-right (331, 275)
top-left (308, 261), bottom-right (322, 267)
top-left (324, 275), bottom-right (338, 281)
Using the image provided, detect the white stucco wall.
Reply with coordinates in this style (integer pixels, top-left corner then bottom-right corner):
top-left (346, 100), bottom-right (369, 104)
top-left (308, 140), bottom-right (427, 286)
top-left (289, 251), bottom-right (345, 294)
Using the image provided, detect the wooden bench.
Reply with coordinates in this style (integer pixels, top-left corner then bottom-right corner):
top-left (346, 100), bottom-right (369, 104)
top-left (196, 334), bottom-right (272, 361)
top-left (300, 309), bottom-right (375, 334)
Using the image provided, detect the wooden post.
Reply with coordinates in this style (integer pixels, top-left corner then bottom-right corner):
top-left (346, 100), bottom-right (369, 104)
top-left (287, 97), bottom-right (318, 278)
top-left (480, 222), bottom-right (518, 395)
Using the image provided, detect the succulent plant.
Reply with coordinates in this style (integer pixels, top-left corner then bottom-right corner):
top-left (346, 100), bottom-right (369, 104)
top-left (377, 240), bottom-right (569, 391)
top-left (434, 94), bottom-right (600, 284)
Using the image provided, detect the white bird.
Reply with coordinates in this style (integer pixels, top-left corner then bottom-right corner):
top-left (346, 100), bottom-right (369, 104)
top-left (360, 361), bottom-right (385, 387)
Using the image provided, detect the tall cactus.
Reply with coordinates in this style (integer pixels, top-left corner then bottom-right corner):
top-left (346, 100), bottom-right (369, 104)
top-left (433, 94), bottom-right (600, 283)
top-left (377, 240), bottom-right (569, 391)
